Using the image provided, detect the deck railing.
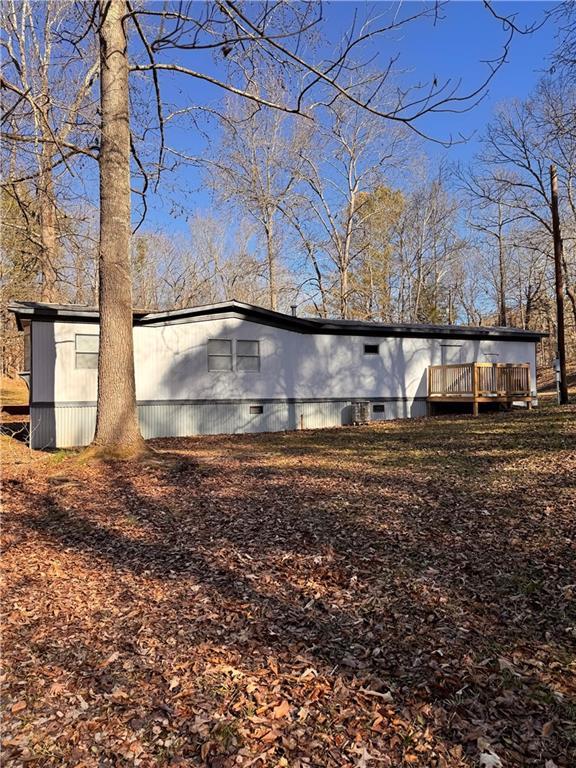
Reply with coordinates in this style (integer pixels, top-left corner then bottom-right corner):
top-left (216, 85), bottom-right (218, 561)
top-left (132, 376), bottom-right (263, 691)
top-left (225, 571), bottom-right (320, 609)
top-left (428, 362), bottom-right (531, 398)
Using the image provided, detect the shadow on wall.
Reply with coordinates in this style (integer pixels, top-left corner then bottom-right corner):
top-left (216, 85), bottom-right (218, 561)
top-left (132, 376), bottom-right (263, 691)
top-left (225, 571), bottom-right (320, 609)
top-left (30, 322), bottom-right (57, 450)
top-left (154, 327), bottom-right (433, 429)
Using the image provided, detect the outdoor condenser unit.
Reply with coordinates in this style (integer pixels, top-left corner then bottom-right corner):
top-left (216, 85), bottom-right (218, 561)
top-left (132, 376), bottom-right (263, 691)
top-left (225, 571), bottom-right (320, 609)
top-left (351, 400), bottom-right (371, 425)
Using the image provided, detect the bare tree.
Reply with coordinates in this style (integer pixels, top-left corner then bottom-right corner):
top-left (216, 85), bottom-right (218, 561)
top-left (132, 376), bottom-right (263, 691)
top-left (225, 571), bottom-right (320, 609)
top-left (551, 1), bottom-right (576, 80)
top-left (468, 84), bottom-right (576, 369)
top-left (1, 0), bottom-right (98, 300)
top-left (133, 216), bottom-right (268, 310)
top-left (464, 200), bottom-right (514, 327)
top-left (204, 96), bottom-right (306, 310)
top-left (392, 174), bottom-right (467, 323)
top-left (291, 96), bottom-right (411, 318)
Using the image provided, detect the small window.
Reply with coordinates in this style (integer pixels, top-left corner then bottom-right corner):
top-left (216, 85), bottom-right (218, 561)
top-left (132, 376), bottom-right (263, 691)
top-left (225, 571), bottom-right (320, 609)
top-left (75, 334), bottom-right (99, 369)
top-left (364, 343), bottom-right (379, 355)
top-left (208, 339), bottom-right (233, 371)
top-left (249, 405), bottom-right (263, 414)
top-left (237, 340), bottom-right (260, 372)
top-left (373, 404), bottom-right (385, 413)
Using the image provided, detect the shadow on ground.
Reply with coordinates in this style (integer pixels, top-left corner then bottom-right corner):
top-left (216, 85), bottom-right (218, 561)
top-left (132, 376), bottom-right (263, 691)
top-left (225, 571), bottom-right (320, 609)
top-left (2, 407), bottom-right (576, 767)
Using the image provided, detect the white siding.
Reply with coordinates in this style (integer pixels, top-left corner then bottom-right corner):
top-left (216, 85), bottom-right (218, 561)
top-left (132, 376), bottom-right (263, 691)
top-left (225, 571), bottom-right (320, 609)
top-left (28, 315), bottom-right (538, 447)
top-left (32, 317), bottom-right (538, 405)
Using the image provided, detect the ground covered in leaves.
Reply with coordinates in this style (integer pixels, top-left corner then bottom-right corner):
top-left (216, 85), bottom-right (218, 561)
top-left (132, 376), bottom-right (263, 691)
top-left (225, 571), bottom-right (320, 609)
top-left (2, 407), bottom-right (576, 767)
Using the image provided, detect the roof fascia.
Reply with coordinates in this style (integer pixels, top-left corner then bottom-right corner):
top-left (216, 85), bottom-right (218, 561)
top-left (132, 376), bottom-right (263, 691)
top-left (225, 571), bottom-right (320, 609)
top-left (8, 302), bottom-right (547, 341)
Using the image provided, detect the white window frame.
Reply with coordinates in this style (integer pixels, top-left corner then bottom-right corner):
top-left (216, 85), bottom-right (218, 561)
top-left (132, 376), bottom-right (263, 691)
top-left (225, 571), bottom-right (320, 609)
top-left (207, 339), bottom-right (261, 372)
top-left (75, 334), bottom-right (99, 369)
top-left (440, 343), bottom-right (463, 366)
top-left (207, 339), bottom-right (233, 371)
top-left (236, 340), bottom-right (260, 372)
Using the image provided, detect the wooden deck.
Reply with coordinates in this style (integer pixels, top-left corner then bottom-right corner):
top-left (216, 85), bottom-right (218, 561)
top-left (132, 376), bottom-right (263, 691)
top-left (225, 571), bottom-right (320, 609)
top-left (427, 363), bottom-right (532, 416)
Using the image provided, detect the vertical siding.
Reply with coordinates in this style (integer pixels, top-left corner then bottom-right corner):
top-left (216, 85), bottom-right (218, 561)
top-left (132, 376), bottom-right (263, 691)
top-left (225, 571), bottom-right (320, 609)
top-left (31, 399), bottom-right (427, 449)
top-left (31, 405), bottom-right (96, 449)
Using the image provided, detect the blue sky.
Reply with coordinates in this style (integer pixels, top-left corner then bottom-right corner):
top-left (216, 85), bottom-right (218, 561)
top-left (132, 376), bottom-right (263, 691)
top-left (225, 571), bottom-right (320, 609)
top-left (137, 1), bottom-right (557, 234)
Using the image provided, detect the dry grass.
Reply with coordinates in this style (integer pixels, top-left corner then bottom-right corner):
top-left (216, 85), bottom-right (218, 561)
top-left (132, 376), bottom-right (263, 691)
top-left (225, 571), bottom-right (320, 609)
top-left (0, 375), bottom-right (28, 408)
top-left (538, 361), bottom-right (576, 398)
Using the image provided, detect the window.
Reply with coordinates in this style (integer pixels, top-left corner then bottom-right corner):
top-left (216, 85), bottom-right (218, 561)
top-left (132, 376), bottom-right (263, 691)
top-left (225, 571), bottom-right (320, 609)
top-left (364, 343), bottom-right (379, 355)
top-left (249, 405), bottom-right (264, 415)
top-left (75, 334), bottom-right (99, 369)
top-left (440, 343), bottom-right (463, 365)
top-left (207, 339), bottom-right (261, 372)
top-left (237, 340), bottom-right (260, 371)
top-left (373, 404), bottom-right (385, 413)
top-left (208, 339), bottom-right (233, 371)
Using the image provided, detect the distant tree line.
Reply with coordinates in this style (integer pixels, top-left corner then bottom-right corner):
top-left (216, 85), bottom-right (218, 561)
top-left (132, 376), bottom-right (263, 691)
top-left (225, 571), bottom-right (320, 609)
top-left (5, 70), bottom-right (573, 372)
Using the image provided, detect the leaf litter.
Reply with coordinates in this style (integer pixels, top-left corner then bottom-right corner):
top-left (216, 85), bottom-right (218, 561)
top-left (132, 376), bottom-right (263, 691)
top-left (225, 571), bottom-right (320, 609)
top-left (1, 407), bottom-right (575, 766)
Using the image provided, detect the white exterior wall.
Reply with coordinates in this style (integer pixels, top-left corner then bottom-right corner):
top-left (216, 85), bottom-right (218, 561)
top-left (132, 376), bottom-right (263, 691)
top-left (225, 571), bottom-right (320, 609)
top-left (29, 316), bottom-right (538, 448)
top-left (33, 317), bottom-right (538, 404)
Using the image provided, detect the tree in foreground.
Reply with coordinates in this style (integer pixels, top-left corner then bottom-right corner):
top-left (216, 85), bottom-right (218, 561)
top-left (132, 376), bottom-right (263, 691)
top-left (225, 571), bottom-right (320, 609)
top-left (90, 0), bottom-right (144, 454)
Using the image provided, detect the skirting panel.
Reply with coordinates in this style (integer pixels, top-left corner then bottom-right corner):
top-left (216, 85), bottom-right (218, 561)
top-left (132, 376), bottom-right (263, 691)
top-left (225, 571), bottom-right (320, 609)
top-left (30, 398), bottom-right (428, 449)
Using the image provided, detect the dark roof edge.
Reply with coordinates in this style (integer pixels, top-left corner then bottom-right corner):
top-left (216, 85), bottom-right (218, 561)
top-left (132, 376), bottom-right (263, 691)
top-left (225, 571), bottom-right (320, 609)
top-left (8, 300), bottom-right (548, 340)
top-left (8, 302), bottom-right (147, 331)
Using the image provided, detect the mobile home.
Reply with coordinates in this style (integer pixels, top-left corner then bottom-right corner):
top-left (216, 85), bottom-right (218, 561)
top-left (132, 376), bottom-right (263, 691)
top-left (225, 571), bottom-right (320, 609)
top-left (9, 300), bottom-right (545, 449)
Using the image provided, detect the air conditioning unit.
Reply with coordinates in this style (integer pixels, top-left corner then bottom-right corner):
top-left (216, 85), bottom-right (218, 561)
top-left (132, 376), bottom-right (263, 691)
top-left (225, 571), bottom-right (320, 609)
top-left (351, 400), bottom-right (371, 425)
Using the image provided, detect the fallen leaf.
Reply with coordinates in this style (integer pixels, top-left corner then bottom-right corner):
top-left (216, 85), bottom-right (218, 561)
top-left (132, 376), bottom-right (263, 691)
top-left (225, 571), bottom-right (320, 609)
top-left (360, 688), bottom-right (394, 702)
top-left (479, 751), bottom-right (503, 768)
top-left (99, 651), bottom-right (119, 668)
top-left (129, 740), bottom-right (143, 755)
top-left (11, 700), bottom-right (27, 714)
top-left (272, 700), bottom-right (291, 719)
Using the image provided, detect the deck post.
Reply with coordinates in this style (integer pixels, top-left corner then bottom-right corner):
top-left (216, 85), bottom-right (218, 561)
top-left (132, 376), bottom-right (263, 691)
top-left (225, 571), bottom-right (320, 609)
top-left (472, 363), bottom-right (479, 417)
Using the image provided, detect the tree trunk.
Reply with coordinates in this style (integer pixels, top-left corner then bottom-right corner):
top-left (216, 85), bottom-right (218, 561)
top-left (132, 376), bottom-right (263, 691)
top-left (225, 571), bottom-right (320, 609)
top-left (38, 147), bottom-right (58, 302)
top-left (38, 42), bottom-right (59, 303)
top-left (550, 165), bottom-right (569, 405)
top-left (340, 190), bottom-right (357, 320)
top-left (525, 284), bottom-right (533, 330)
top-left (497, 204), bottom-right (507, 327)
top-left (265, 218), bottom-right (277, 310)
top-left (90, 0), bottom-right (145, 456)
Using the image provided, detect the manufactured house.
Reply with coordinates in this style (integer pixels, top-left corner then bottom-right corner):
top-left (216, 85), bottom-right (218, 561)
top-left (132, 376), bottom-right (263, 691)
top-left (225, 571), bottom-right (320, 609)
top-left (9, 300), bottom-right (546, 449)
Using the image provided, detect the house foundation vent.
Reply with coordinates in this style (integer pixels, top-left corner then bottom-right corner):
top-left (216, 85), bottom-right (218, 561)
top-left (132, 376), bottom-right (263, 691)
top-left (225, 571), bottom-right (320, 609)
top-left (351, 400), bottom-right (371, 425)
